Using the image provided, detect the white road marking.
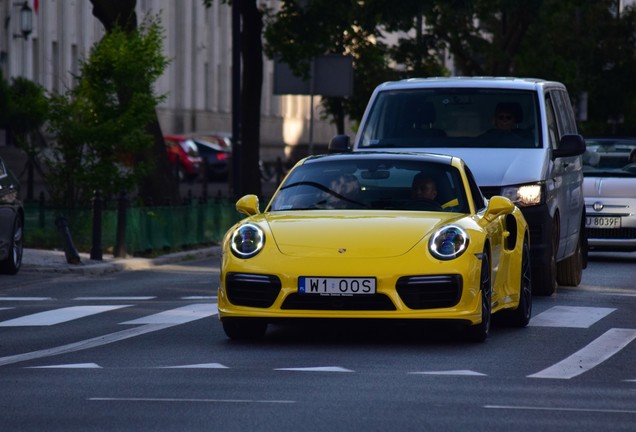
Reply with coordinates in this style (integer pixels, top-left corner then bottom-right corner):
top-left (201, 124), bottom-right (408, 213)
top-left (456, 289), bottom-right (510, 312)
top-left (74, 297), bottom-right (156, 301)
top-left (89, 397), bottom-right (295, 404)
top-left (121, 303), bottom-right (217, 325)
top-left (275, 366), bottom-right (353, 372)
top-left (0, 305), bottom-right (132, 327)
top-left (484, 405), bottom-right (636, 414)
top-left (160, 363), bottom-right (228, 369)
top-left (0, 303), bottom-right (218, 367)
top-left (528, 328), bottom-right (636, 379)
top-left (181, 296), bottom-right (217, 300)
top-left (0, 297), bottom-right (52, 301)
top-left (409, 370), bottom-right (487, 376)
top-left (0, 307), bottom-right (12, 311)
top-left (528, 306), bottom-right (615, 328)
top-left (27, 363), bottom-right (102, 369)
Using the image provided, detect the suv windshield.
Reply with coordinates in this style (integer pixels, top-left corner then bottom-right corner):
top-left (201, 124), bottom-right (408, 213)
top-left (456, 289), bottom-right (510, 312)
top-left (583, 138), bottom-right (636, 178)
top-left (359, 88), bottom-right (540, 149)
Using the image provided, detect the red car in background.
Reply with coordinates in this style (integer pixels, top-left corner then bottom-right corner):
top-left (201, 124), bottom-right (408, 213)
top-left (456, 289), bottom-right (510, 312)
top-left (164, 135), bottom-right (203, 182)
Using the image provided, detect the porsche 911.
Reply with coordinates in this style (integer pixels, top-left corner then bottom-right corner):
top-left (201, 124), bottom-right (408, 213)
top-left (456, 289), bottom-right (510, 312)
top-left (218, 152), bottom-right (532, 342)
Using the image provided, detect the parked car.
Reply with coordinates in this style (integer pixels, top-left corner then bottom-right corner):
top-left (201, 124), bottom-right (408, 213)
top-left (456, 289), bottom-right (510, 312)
top-left (164, 135), bottom-right (203, 182)
top-left (331, 77), bottom-right (587, 295)
top-left (583, 137), bottom-right (636, 251)
top-left (191, 133), bottom-right (232, 181)
top-left (218, 151), bottom-right (532, 342)
top-left (0, 156), bottom-right (24, 275)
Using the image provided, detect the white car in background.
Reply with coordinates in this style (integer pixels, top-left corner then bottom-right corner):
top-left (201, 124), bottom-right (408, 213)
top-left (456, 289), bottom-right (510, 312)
top-left (583, 138), bottom-right (636, 251)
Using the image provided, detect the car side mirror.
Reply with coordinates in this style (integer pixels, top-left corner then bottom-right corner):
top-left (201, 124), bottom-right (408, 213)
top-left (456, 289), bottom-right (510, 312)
top-left (236, 194), bottom-right (260, 216)
top-left (328, 135), bottom-right (351, 153)
top-left (482, 196), bottom-right (515, 223)
top-left (553, 134), bottom-right (586, 159)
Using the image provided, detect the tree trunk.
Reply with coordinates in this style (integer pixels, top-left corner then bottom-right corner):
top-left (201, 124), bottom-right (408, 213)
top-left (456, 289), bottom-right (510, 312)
top-left (238, 0), bottom-right (263, 198)
top-left (90, 0), bottom-right (179, 205)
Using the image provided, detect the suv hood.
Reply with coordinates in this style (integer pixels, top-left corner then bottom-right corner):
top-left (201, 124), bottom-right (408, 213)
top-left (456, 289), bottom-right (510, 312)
top-left (402, 147), bottom-right (548, 187)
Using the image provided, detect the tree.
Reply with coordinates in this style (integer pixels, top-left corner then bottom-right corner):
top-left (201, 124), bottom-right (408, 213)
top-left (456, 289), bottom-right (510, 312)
top-left (45, 17), bottom-right (168, 208)
top-left (89, 0), bottom-right (179, 205)
top-left (263, 1), bottom-right (444, 134)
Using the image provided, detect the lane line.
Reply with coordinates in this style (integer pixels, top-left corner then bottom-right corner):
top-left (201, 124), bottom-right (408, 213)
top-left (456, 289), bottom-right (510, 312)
top-left (89, 397), bottom-right (295, 404)
top-left (0, 303), bottom-right (218, 367)
top-left (160, 363), bottom-right (229, 369)
top-left (529, 306), bottom-right (615, 328)
top-left (0, 297), bottom-right (52, 301)
top-left (528, 328), bottom-right (636, 379)
top-left (121, 303), bottom-right (217, 325)
top-left (484, 405), bottom-right (636, 414)
top-left (275, 366), bottom-right (353, 372)
top-left (27, 363), bottom-right (102, 369)
top-left (74, 297), bottom-right (156, 301)
top-left (0, 324), bottom-right (173, 366)
top-left (0, 305), bottom-right (132, 327)
top-left (409, 370), bottom-right (487, 376)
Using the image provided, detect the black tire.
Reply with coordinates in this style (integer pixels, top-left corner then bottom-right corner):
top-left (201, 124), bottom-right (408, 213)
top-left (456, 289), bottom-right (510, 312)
top-left (556, 229), bottom-right (583, 287)
top-left (222, 318), bottom-right (268, 340)
top-left (466, 251), bottom-right (491, 342)
top-left (532, 222), bottom-right (558, 296)
top-left (499, 239), bottom-right (532, 327)
top-left (0, 215), bottom-right (24, 275)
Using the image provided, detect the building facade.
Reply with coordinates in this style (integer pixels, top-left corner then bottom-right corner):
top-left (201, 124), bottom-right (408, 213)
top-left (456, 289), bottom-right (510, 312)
top-left (0, 0), bottom-right (348, 161)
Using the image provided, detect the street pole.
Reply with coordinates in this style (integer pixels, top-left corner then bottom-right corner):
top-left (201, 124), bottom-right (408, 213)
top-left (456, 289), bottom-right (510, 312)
top-left (231, 0), bottom-right (241, 200)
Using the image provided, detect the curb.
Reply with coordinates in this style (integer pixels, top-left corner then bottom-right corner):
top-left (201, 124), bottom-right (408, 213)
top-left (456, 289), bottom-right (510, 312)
top-left (21, 247), bottom-right (222, 275)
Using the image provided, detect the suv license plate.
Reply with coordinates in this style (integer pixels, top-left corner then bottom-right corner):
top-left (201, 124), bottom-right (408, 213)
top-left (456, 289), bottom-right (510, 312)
top-left (298, 277), bottom-right (376, 295)
top-left (586, 216), bottom-right (621, 228)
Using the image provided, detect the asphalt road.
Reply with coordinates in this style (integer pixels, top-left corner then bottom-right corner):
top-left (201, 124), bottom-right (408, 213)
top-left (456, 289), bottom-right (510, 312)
top-left (0, 252), bottom-right (635, 431)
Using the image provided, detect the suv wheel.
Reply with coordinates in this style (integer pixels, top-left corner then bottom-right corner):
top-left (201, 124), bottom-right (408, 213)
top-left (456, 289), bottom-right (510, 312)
top-left (532, 222), bottom-right (558, 296)
top-left (556, 229), bottom-right (583, 287)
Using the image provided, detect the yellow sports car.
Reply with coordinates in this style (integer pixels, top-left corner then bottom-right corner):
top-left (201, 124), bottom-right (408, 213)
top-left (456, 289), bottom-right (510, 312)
top-left (218, 152), bottom-right (532, 342)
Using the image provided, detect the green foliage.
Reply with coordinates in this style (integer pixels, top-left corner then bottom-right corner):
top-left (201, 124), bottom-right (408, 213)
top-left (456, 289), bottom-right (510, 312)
top-left (265, 0), bottom-right (636, 135)
top-left (1, 76), bottom-right (48, 149)
top-left (45, 15), bottom-right (170, 208)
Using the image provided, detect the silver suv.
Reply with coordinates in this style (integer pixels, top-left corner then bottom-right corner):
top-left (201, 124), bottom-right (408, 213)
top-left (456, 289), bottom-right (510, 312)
top-left (330, 77), bottom-right (587, 295)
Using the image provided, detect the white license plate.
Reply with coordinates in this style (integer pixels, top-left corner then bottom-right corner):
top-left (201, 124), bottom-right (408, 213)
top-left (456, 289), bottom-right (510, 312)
top-left (298, 277), bottom-right (376, 295)
top-left (586, 216), bottom-right (621, 228)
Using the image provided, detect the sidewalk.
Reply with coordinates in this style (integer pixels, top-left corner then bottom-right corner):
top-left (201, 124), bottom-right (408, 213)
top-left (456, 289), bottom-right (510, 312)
top-left (21, 246), bottom-right (222, 275)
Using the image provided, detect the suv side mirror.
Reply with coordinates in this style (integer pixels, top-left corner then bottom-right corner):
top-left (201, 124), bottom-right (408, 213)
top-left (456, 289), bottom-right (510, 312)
top-left (328, 135), bottom-right (351, 153)
top-left (553, 134), bottom-right (586, 159)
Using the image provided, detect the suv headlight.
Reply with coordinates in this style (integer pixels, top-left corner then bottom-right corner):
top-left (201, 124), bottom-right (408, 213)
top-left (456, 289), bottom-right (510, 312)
top-left (501, 183), bottom-right (544, 207)
top-left (230, 223), bottom-right (265, 258)
top-left (429, 225), bottom-right (469, 260)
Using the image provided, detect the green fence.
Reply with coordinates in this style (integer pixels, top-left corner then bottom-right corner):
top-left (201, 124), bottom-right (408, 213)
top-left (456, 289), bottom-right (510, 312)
top-left (23, 199), bottom-right (245, 255)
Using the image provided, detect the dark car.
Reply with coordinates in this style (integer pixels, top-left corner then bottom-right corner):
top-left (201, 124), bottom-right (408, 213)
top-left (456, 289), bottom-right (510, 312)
top-left (191, 133), bottom-right (232, 180)
top-left (0, 156), bottom-right (24, 274)
top-left (164, 135), bottom-right (203, 182)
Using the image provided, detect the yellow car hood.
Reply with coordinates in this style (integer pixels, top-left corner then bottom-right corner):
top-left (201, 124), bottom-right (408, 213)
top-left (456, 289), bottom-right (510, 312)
top-left (263, 211), bottom-right (462, 258)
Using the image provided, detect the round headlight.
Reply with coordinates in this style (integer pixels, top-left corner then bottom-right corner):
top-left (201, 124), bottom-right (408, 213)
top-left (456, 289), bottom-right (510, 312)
top-left (429, 225), bottom-right (469, 260)
top-left (230, 223), bottom-right (265, 258)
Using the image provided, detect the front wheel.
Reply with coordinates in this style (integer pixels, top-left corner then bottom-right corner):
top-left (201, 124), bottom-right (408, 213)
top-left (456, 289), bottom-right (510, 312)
top-left (556, 229), bottom-right (583, 287)
top-left (533, 221), bottom-right (558, 296)
top-left (0, 216), bottom-right (23, 275)
top-left (466, 251), bottom-right (491, 342)
top-left (498, 239), bottom-right (532, 327)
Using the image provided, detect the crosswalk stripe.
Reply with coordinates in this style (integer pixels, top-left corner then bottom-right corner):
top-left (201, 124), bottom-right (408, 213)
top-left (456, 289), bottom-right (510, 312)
top-left (275, 366), bottom-right (353, 372)
top-left (528, 328), bottom-right (636, 379)
top-left (528, 306), bottom-right (615, 328)
top-left (120, 303), bottom-right (218, 325)
top-left (0, 305), bottom-right (132, 327)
